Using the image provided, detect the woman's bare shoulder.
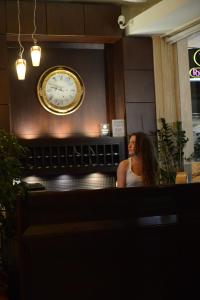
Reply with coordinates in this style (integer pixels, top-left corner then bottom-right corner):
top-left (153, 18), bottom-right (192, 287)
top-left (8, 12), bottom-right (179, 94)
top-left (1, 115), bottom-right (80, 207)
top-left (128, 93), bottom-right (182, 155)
top-left (117, 159), bottom-right (129, 187)
top-left (118, 159), bottom-right (129, 170)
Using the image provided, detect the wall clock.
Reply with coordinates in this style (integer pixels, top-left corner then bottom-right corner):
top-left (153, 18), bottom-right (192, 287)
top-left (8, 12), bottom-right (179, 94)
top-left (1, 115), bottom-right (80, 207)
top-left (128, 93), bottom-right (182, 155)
top-left (37, 66), bottom-right (85, 115)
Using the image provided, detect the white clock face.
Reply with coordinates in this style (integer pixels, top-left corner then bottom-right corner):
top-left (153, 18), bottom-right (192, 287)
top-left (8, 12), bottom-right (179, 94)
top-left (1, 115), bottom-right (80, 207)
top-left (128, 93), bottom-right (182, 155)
top-left (37, 66), bottom-right (85, 115)
top-left (45, 73), bottom-right (78, 107)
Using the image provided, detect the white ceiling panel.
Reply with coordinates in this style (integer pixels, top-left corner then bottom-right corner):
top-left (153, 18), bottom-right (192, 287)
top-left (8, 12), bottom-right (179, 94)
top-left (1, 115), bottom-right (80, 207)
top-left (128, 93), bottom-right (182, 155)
top-left (125, 0), bottom-right (200, 37)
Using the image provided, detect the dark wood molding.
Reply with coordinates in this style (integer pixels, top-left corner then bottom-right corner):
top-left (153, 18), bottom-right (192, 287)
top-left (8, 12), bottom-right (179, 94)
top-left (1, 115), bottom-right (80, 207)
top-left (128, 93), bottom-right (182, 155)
top-left (6, 34), bottom-right (121, 44)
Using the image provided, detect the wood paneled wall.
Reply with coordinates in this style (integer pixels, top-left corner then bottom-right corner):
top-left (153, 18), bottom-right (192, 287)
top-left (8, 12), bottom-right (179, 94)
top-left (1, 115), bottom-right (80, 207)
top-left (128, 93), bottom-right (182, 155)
top-left (46, 3), bottom-right (84, 35)
top-left (0, 35), bottom-right (10, 131)
top-left (0, 1), bottom-right (122, 134)
top-left (7, 37), bottom-right (156, 139)
top-left (84, 4), bottom-right (121, 36)
top-left (6, 1), bottom-right (46, 34)
top-left (123, 37), bottom-right (156, 135)
top-left (5, 1), bottom-right (121, 40)
top-left (0, 1), bottom-right (9, 130)
top-left (8, 44), bottom-right (107, 138)
top-left (1, 1), bottom-right (157, 139)
top-left (0, 1), bottom-right (6, 34)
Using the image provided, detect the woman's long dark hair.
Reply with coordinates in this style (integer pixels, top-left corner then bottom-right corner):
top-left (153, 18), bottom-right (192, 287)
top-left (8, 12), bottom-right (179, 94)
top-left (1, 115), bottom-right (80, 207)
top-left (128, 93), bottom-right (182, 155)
top-left (130, 132), bottom-right (159, 185)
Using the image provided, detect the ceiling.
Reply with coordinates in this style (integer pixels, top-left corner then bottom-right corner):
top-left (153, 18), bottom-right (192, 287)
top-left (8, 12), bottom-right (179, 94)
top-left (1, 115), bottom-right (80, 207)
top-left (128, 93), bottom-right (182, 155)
top-left (121, 0), bottom-right (200, 48)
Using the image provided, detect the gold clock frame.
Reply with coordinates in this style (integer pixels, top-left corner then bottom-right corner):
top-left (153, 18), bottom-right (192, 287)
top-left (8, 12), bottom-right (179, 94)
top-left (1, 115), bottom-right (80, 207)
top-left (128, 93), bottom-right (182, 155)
top-left (37, 66), bottom-right (85, 115)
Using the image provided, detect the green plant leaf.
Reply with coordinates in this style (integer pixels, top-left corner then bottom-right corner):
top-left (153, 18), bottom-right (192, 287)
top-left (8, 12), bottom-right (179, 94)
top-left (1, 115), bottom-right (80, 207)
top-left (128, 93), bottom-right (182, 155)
top-left (157, 118), bottom-right (188, 184)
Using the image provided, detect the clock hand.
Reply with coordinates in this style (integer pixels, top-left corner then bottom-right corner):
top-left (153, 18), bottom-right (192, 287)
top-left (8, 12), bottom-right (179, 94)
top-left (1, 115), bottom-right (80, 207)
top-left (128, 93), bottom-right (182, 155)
top-left (57, 87), bottom-right (64, 92)
top-left (48, 83), bottom-right (60, 90)
top-left (49, 83), bottom-right (64, 92)
top-left (48, 83), bottom-right (57, 88)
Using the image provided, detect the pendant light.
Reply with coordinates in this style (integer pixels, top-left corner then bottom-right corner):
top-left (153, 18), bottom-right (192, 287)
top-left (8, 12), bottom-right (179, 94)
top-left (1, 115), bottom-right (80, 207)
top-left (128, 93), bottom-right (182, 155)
top-left (16, 0), bottom-right (26, 80)
top-left (30, 0), bottom-right (41, 66)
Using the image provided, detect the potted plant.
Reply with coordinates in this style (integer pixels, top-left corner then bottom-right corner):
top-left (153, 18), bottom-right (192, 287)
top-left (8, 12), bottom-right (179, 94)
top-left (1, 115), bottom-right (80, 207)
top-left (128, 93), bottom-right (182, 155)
top-left (157, 118), bottom-right (189, 184)
top-left (0, 129), bottom-right (26, 268)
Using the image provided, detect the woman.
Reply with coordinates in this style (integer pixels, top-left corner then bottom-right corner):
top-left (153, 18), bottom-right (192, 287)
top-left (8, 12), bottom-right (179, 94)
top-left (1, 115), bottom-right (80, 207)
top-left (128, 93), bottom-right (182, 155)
top-left (117, 132), bottom-right (159, 187)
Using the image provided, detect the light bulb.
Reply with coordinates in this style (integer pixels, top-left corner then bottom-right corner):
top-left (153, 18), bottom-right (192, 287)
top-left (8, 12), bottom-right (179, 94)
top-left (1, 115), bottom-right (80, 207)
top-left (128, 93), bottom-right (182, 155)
top-left (30, 45), bottom-right (41, 66)
top-left (16, 58), bottom-right (26, 80)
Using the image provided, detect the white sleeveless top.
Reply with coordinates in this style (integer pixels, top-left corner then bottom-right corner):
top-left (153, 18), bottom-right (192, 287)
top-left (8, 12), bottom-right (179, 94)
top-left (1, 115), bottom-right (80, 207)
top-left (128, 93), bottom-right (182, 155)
top-left (126, 157), bottom-right (143, 187)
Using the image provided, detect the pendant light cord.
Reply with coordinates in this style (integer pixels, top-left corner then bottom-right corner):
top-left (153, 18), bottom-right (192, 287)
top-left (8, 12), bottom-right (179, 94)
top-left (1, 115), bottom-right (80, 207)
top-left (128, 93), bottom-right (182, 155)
top-left (32, 0), bottom-right (37, 44)
top-left (17, 0), bottom-right (24, 58)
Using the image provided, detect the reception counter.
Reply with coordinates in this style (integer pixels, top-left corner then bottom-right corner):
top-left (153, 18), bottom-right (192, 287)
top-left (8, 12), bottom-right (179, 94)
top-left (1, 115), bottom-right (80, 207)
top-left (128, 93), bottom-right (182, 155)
top-left (17, 183), bottom-right (200, 300)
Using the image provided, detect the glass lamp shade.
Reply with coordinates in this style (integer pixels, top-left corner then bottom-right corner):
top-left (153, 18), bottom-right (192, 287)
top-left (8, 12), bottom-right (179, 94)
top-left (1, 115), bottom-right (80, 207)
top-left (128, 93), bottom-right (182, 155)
top-left (30, 45), bottom-right (41, 66)
top-left (16, 58), bottom-right (26, 80)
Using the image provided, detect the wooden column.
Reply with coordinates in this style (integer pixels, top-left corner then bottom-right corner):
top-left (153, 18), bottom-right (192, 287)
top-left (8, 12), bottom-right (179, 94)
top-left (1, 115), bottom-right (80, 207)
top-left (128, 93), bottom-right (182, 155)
top-left (104, 40), bottom-right (126, 126)
top-left (123, 37), bottom-right (156, 135)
